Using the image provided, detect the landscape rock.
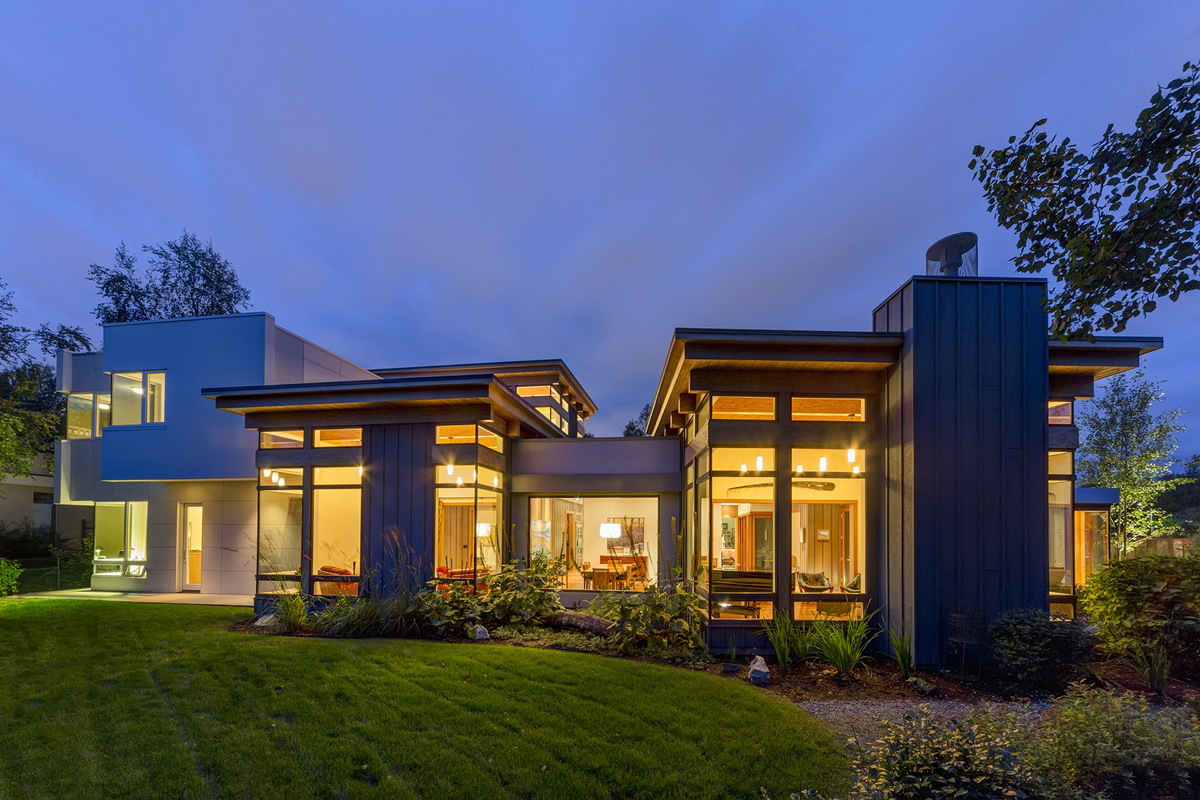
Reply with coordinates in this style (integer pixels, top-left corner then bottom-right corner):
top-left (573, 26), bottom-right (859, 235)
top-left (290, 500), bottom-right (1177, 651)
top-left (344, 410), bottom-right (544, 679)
top-left (543, 611), bottom-right (614, 637)
top-left (748, 655), bottom-right (770, 686)
top-left (468, 624), bottom-right (490, 640)
top-left (253, 613), bottom-right (276, 628)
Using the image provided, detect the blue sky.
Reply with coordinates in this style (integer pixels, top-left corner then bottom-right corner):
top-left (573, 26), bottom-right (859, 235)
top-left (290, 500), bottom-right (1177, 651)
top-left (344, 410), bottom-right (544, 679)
top-left (1, 2), bottom-right (1198, 447)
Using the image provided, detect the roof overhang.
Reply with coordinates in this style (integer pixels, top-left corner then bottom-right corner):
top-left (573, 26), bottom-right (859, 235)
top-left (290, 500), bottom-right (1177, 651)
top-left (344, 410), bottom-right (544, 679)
top-left (647, 328), bottom-right (904, 436)
top-left (203, 373), bottom-right (565, 438)
top-left (1048, 336), bottom-right (1163, 380)
top-left (369, 359), bottom-right (598, 417)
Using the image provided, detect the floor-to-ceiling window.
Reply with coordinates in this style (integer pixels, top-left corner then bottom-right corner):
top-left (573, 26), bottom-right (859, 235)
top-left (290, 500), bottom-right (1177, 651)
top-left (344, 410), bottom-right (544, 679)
top-left (528, 497), bottom-right (659, 590)
top-left (706, 446), bottom-right (776, 619)
top-left (434, 423), bottom-right (507, 585)
top-left (790, 447), bottom-right (866, 620)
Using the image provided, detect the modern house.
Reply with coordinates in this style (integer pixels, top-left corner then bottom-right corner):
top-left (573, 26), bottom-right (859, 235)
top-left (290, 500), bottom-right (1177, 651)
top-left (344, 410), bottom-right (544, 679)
top-left (54, 256), bottom-right (1158, 664)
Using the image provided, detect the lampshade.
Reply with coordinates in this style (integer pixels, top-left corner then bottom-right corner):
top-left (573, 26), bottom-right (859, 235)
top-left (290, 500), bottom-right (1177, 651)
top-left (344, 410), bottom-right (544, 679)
top-left (819, 457), bottom-right (827, 471)
top-left (599, 523), bottom-right (622, 539)
top-left (476, 523), bottom-right (491, 538)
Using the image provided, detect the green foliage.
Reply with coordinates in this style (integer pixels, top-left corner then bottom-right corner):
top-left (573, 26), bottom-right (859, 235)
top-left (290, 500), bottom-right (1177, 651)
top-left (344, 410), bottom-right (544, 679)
top-left (970, 60), bottom-right (1200, 340)
top-left (1079, 552), bottom-right (1200, 683)
top-left (622, 403), bottom-right (651, 437)
top-left (87, 231), bottom-right (251, 324)
top-left (989, 608), bottom-right (1095, 690)
top-left (1005, 686), bottom-right (1200, 800)
top-left (760, 615), bottom-right (795, 675)
top-left (1076, 370), bottom-right (1188, 555)
top-left (791, 624), bottom-right (813, 663)
top-left (796, 687), bottom-right (1200, 800)
top-left (482, 556), bottom-right (564, 627)
top-left (420, 580), bottom-right (481, 637)
top-left (887, 624), bottom-right (913, 680)
top-left (0, 557), bottom-right (23, 596)
top-left (310, 593), bottom-right (421, 638)
top-left (810, 607), bottom-right (880, 681)
top-left (798, 708), bottom-right (1038, 800)
top-left (490, 624), bottom-right (607, 654)
top-left (271, 591), bottom-right (308, 633)
top-left (589, 567), bottom-right (704, 655)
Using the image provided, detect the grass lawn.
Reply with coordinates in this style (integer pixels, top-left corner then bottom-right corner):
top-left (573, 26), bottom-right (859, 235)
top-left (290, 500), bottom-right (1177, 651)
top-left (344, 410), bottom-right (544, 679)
top-left (0, 600), bottom-right (847, 800)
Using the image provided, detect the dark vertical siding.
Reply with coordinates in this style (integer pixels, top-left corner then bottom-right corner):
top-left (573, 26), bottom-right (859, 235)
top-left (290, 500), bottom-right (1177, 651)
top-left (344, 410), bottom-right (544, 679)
top-left (361, 422), bottom-right (436, 593)
top-left (875, 277), bottom-right (1048, 666)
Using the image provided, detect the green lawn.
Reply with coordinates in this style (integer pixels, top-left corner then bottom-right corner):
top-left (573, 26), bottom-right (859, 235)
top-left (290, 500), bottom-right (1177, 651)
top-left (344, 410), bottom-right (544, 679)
top-left (0, 600), bottom-right (846, 799)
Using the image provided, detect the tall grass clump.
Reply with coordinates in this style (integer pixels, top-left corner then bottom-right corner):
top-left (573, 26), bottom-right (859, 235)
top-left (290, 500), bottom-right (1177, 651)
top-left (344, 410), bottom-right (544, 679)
top-left (888, 622), bottom-right (913, 679)
top-left (272, 591), bottom-right (308, 633)
top-left (759, 616), bottom-right (795, 675)
top-left (810, 606), bottom-right (880, 681)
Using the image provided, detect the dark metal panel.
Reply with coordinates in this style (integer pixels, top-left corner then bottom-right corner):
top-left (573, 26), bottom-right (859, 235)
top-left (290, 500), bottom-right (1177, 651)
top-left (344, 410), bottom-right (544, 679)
top-left (1048, 426), bottom-right (1080, 449)
top-left (510, 474), bottom-right (682, 494)
top-left (1048, 373), bottom-right (1094, 399)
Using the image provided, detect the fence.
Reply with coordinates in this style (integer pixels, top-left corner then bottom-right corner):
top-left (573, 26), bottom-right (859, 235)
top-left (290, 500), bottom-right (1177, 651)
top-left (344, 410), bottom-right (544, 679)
top-left (10, 556), bottom-right (93, 594)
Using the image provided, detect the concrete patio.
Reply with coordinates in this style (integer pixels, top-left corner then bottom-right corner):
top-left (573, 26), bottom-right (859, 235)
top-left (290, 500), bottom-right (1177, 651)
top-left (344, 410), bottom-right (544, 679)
top-left (16, 589), bottom-right (253, 606)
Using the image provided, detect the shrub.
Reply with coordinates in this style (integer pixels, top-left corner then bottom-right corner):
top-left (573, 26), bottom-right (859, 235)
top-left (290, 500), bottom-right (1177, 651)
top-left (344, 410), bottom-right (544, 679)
top-left (810, 606), bottom-right (880, 681)
top-left (797, 708), bottom-right (1039, 800)
top-left (420, 580), bottom-right (481, 637)
top-left (1079, 552), bottom-right (1200, 683)
top-left (481, 558), bottom-right (564, 627)
top-left (0, 557), bottom-right (22, 596)
top-left (589, 567), bottom-right (704, 655)
top-left (989, 608), bottom-right (1094, 690)
top-left (1008, 686), bottom-right (1200, 800)
top-left (491, 624), bottom-right (607, 654)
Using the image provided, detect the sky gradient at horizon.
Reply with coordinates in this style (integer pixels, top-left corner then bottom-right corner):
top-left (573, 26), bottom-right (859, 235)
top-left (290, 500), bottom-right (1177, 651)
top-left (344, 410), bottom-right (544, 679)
top-left (2, 2), bottom-right (1199, 449)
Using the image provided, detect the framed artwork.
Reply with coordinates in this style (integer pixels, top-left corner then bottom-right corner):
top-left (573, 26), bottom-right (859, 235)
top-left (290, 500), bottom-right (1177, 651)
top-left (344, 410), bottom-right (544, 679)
top-left (531, 520), bottom-right (551, 552)
top-left (816, 529), bottom-right (831, 541)
top-left (609, 517), bottom-right (645, 550)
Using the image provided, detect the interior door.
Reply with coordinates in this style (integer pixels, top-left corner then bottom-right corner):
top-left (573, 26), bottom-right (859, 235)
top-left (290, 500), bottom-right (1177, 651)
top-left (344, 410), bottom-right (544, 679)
top-left (181, 504), bottom-right (203, 591)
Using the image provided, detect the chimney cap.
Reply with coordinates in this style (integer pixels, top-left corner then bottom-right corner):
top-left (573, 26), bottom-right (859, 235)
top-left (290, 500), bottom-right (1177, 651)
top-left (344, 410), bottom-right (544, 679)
top-left (926, 232), bottom-right (978, 277)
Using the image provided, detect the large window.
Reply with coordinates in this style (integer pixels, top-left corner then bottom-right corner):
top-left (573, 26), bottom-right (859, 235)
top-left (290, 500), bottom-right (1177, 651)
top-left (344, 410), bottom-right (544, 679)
top-left (436, 464), bottom-right (506, 583)
top-left (709, 477), bottom-right (774, 597)
top-left (109, 371), bottom-right (166, 426)
top-left (258, 487), bottom-right (302, 592)
top-left (1074, 509), bottom-right (1110, 585)
top-left (1049, 480), bottom-right (1073, 594)
top-left (66, 394), bottom-right (93, 439)
top-left (312, 473), bottom-right (362, 597)
top-left (529, 497), bottom-right (659, 591)
top-left (92, 501), bottom-right (148, 577)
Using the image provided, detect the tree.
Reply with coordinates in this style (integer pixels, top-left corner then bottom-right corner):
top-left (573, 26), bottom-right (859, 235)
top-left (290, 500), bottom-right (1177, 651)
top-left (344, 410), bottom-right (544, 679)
top-left (1076, 370), bottom-right (1189, 556)
top-left (970, 61), bottom-right (1200, 341)
top-left (87, 230), bottom-right (251, 324)
top-left (1156, 454), bottom-right (1200, 535)
top-left (623, 404), bottom-right (650, 437)
top-left (0, 278), bottom-right (92, 485)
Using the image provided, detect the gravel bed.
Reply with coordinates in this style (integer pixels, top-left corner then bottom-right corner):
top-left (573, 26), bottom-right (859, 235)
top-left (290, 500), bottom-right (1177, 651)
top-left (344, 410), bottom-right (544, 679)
top-left (798, 699), bottom-right (1037, 744)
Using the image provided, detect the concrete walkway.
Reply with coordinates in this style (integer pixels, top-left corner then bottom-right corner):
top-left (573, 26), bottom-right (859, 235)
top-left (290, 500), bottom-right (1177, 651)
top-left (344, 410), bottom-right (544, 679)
top-left (16, 588), bottom-right (253, 606)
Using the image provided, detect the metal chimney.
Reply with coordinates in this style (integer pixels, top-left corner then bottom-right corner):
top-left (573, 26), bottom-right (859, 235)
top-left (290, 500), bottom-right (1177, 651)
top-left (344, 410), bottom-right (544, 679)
top-left (926, 232), bottom-right (978, 277)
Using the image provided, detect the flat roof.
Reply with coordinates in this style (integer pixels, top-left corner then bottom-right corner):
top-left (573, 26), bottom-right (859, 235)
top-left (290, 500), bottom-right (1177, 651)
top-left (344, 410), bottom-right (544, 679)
top-left (370, 359), bottom-right (597, 415)
top-left (1048, 336), bottom-right (1163, 380)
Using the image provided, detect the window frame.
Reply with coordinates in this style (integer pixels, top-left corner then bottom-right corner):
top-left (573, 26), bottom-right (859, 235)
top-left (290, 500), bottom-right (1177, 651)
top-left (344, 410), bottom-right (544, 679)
top-left (105, 370), bottom-right (167, 428)
top-left (91, 501), bottom-right (149, 578)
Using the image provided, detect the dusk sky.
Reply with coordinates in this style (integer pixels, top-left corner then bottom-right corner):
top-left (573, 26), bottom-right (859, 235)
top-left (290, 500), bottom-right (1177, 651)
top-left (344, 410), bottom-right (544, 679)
top-left (2, 3), bottom-right (1198, 447)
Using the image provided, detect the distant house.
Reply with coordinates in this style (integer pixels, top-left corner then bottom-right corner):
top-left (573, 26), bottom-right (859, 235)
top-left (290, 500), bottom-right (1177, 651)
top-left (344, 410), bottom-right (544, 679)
top-left (0, 457), bottom-right (54, 532)
top-left (54, 273), bottom-right (1157, 665)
